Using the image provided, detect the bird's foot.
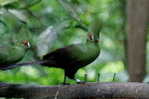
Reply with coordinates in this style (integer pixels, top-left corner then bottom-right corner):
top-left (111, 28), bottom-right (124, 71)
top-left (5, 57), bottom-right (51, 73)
top-left (62, 75), bottom-right (70, 85)
top-left (76, 79), bottom-right (86, 84)
top-left (61, 82), bottom-right (70, 85)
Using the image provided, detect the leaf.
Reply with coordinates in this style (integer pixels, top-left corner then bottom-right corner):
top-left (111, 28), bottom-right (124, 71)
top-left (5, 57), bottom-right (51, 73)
top-left (8, 9), bottom-right (28, 22)
top-left (57, 0), bottom-right (81, 22)
top-left (37, 26), bottom-right (57, 57)
top-left (0, 0), bottom-right (17, 6)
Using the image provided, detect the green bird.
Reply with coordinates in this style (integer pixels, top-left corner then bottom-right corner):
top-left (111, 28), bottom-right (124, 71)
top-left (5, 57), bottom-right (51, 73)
top-left (0, 17), bottom-right (102, 84)
top-left (0, 40), bottom-right (30, 66)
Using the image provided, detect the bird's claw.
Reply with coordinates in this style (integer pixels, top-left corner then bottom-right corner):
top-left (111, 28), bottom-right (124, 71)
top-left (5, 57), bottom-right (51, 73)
top-left (76, 79), bottom-right (86, 84)
top-left (61, 82), bottom-right (70, 85)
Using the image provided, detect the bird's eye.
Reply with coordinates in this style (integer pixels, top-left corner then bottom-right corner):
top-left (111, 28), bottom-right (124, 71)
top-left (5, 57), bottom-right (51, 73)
top-left (88, 32), bottom-right (94, 41)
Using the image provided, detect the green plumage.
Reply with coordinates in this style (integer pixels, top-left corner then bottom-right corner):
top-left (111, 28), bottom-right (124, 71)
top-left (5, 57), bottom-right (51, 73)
top-left (42, 17), bottom-right (102, 79)
top-left (0, 16), bottom-right (102, 83)
top-left (89, 16), bottom-right (102, 40)
top-left (0, 41), bottom-right (28, 65)
top-left (61, 42), bottom-right (100, 67)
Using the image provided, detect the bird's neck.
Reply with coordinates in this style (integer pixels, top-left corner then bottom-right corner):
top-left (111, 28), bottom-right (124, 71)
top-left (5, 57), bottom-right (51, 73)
top-left (86, 39), bottom-right (99, 47)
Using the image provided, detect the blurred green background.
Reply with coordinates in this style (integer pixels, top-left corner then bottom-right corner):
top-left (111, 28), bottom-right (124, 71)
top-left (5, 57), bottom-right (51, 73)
top-left (0, 0), bottom-right (129, 85)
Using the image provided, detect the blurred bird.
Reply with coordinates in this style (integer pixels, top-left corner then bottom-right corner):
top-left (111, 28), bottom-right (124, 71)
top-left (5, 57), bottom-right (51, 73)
top-left (0, 40), bottom-right (30, 66)
top-left (0, 17), bottom-right (102, 84)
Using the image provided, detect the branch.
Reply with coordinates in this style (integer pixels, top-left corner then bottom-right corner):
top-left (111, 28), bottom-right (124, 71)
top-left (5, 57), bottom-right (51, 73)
top-left (57, 0), bottom-right (88, 31)
top-left (0, 82), bottom-right (149, 99)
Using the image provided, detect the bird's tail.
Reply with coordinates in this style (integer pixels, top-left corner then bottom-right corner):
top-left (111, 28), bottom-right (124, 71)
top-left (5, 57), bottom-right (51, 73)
top-left (0, 60), bottom-right (48, 70)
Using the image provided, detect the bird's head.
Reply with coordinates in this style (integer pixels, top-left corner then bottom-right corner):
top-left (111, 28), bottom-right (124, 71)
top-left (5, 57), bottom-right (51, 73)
top-left (88, 32), bottom-right (94, 41)
top-left (88, 16), bottom-right (102, 42)
top-left (22, 40), bottom-right (31, 48)
top-left (87, 32), bottom-right (99, 43)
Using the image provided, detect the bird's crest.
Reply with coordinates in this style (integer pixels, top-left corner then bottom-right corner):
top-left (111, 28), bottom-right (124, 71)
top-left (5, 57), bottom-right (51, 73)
top-left (89, 16), bottom-right (102, 42)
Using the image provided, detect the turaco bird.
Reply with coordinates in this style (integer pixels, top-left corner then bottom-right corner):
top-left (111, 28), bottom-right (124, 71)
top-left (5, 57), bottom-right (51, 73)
top-left (0, 40), bottom-right (30, 66)
top-left (0, 18), bottom-right (102, 84)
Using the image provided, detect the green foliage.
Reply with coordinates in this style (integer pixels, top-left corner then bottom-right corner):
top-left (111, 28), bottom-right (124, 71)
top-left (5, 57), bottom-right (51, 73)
top-left (0, 0), bottom-right (128, 85)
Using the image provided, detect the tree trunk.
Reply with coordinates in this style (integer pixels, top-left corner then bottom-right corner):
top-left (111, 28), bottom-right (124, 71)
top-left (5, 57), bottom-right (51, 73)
top-left (127, 0), bottom-right (149, 82)
top-left (1, 82), bottom-right (149, 99)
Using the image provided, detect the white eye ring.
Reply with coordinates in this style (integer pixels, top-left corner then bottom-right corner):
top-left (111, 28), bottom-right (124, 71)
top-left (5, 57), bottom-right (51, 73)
top-left (22, 40), bottom-right (31, 48)
top-left (27, 42), bottom-right (31, 48)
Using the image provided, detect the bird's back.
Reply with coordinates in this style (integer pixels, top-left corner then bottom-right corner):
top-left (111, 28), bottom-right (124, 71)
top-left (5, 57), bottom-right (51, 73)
top-left (0, 45), bottom-right (26, 65)
top-left (42, 42), bottom-right (100, 69)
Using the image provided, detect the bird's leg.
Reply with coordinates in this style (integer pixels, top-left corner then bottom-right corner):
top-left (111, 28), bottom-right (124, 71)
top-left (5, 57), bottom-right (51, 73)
top-left (84, 73), bottom-right (87, 82)
top-left (62, 72), bottom-right (70, 85)
top-left (63, 74), bottom-right (67, 84)
top-left (97, 72), bottom-right (100, 82)
top-left (112, 73), bottom-right (116, 81)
